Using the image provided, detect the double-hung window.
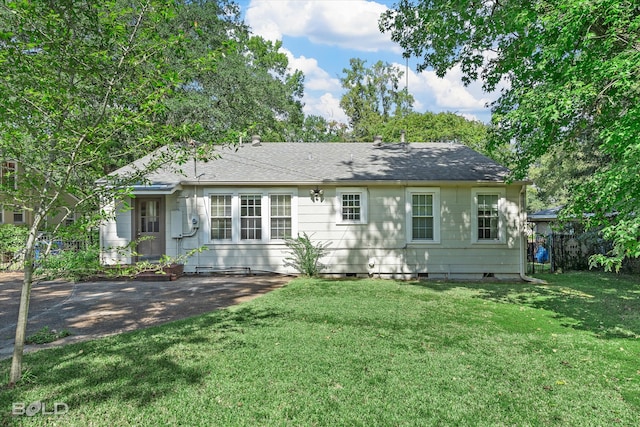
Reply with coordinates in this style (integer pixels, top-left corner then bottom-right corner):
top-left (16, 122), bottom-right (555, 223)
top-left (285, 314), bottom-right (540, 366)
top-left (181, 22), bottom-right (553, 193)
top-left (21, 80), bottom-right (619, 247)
top-left (412, 194), bottom-right (434, 240)
top-left (336, 188), bottom-right (368, 224)
top-left (406, 188), bottom-right (440, 243)
top-left (240, 195), bottom-right (262, 240)
top-left (211, 195), bottom-right (233, 240)
top-left (472, 188), bottom-right (505, 243)
top-left (477, 194), bottom-right (499, 239)
top-left (270, 194), bottom-right (292, 240)
top-left (208, 190), bottom-right (295, 243)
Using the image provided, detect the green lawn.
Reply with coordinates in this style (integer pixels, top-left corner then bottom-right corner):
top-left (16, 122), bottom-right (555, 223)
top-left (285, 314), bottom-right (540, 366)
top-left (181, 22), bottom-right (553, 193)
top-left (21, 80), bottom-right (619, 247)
top-left (2, 272), bottom-right (639, 426)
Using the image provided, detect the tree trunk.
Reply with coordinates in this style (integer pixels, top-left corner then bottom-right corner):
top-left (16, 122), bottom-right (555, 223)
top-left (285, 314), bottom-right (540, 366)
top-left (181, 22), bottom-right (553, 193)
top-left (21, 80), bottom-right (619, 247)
top-left (8, 215), bottom-right (41, 386)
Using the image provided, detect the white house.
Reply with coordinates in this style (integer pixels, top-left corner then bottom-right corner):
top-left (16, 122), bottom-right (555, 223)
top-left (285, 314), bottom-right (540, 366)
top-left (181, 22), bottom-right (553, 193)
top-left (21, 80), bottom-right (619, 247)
top-left (100, 138), bottom-right (531, 280)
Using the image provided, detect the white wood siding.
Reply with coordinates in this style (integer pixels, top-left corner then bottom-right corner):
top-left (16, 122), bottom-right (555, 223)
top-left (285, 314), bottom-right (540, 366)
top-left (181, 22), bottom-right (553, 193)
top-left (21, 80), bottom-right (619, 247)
top-left (100, 198), bottom-right (133, 265)
top-left (100, 184), bottom-right (525, 278)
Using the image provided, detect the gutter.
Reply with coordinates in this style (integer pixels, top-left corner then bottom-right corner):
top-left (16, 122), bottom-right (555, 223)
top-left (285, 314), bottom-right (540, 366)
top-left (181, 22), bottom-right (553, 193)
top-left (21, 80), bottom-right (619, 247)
top-left (179, 180), bottom-right (531, 187)
top-left (519, 184), bottom-right (547, 284)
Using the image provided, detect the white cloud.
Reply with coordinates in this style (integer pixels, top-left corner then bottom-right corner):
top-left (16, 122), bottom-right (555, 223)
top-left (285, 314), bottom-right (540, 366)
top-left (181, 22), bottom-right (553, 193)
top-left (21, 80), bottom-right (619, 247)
top-left (302, 92), bottom-right (349, 123)
top-left (243, 1), bottom-right (498, 124)
top-left (284, 50), bottom-right (341, 92)
top-left (459, 112), bottom-right (481, 122)
top-left (402, 64), bottom-right (492, 112)
top-left (246, 0), bottom-right (400, 53)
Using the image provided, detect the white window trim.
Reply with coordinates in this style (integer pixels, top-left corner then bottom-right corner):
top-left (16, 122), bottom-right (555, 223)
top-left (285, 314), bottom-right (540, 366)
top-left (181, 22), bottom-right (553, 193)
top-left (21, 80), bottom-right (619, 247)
top-left (471, 187), bottom-right (506, 244)
top-left (336, 187), bottom-right (368, 225)
top-left (405, 187), bottom-right (441, 244)
top-left (205, 188), bottom-right (297, 244)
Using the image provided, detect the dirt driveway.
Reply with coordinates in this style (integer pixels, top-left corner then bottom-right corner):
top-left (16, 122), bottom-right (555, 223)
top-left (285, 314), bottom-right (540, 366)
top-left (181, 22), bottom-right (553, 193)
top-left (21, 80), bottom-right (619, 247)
top-left (0, 272), bottom-right (291, 359)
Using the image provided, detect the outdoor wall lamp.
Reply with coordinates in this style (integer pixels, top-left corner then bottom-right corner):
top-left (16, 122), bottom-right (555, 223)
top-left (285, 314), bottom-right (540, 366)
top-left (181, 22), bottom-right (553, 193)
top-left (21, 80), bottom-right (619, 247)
top-left (310, 186), bottom-right (324, 202)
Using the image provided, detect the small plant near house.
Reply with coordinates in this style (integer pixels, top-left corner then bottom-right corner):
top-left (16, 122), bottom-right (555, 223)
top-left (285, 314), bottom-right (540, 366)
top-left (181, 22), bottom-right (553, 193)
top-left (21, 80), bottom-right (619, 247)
top-left (104, 241), bottom-right (207, 278)
top-left (25, 326), bottom-right (71, 345)
top-left (283, 232), bottom-right (330, 277)
top-left (133, 247), bottom-right (207, 276)
top-left (35, 244), bottom-right (102, 281)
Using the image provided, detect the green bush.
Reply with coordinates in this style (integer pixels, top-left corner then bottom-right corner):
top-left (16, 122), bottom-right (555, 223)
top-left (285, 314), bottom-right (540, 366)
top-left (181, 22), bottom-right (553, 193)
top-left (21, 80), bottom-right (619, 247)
top-left (283, 232), bottom-right (329, 277)
top-left (0, 223), bottom-right (29, 253)
top-left (35, 245), bottom-right (102, 281)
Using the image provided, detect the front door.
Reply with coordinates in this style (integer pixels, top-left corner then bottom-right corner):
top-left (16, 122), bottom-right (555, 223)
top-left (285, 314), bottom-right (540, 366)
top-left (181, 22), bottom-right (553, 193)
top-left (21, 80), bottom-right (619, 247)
top-left (134, 197), bottom-right (164, 262)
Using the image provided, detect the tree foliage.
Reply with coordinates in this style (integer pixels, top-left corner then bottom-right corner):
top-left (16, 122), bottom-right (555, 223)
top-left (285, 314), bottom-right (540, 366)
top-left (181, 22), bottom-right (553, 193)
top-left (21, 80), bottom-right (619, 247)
top-left (340, 58), bottom-right (413, 140)
top-left (0, 0), bottom-right (221, 385)
top-left (159, 0), bottom-right (305, 144)
top-left (289, 115), bottom-right (349, 142)
top-left (338, 58), bottom-right (488, 149)
top-left (381, 0), bottom-right (640, 269)
top-left (370, 111), bottom-right (489, 152)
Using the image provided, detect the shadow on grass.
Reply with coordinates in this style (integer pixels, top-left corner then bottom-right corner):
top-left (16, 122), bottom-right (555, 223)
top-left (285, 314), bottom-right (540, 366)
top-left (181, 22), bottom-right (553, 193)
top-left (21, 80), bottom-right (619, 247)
top-left (1, 305), bottom-right (284, 411)
top-left (411, 272), bottom-right (640, 340)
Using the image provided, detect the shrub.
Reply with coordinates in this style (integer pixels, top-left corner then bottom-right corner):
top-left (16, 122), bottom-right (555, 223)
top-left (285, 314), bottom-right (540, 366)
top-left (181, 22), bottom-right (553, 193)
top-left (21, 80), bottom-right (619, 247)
top-left (35, 245), bottom-right (102, 281)
top-left (0, 224), bottom-right (29, 264)
top-left (283, 232), bottom-right (329, 277)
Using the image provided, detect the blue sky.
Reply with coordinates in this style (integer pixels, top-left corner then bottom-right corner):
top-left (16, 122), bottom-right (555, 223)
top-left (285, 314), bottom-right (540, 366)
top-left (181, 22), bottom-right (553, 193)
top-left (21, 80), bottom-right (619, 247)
top-left (236, 0), bottom-right (499, 124)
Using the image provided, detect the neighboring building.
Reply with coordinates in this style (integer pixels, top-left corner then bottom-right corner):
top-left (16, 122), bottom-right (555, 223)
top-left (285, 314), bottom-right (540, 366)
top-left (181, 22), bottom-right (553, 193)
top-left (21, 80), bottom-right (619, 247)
top-left (0, 161), bottom-right (26, 225)
top-left (100, 138), bottom-right (531, 280)
top-left (527, 206), bottom-right (563, 237)
top-left (527, 206), bottom-right (618, 272)
top-left (0, 160), bottom-right (79, 227)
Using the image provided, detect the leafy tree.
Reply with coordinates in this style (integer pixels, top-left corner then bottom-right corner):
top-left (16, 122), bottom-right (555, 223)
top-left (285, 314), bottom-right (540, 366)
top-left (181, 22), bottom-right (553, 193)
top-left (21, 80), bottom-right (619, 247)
top-left (0, 0), bottom-right (221, 385)
top-left (372, 111), bottom-right (489, 152)
top-left (380, 0), bottom-right (640, 270)
top-left (160, 0), bottom-right (305, 144)
top-left (287, 115), bottom-right (347, 142)
top-left (527, 138), bottom-right (607, 210)
top-left (340, 58), bottom-right (413, 140)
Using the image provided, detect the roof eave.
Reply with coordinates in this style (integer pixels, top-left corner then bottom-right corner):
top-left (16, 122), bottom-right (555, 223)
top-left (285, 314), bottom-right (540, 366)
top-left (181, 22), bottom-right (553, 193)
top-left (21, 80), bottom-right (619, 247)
top-left (130, 184), bottom-right (183, 195)
top-left (179, 179), bottom-right (525, 187)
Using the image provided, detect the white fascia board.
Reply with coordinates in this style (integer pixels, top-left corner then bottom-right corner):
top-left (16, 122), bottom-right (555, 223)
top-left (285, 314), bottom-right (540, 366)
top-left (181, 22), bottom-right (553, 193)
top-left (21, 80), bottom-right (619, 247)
top-left (131, 184), bottom-right (182, 195)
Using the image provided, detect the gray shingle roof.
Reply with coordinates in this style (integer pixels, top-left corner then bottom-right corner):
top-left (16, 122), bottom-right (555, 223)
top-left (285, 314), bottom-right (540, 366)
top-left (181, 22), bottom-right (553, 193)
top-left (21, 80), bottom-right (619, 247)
top-left (111, 142), bottom-right (516, 189)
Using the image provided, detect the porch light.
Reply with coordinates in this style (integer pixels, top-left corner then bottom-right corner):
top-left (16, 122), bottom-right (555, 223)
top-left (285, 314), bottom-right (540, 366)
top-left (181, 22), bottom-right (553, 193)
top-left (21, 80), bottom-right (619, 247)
top-left (310, 187), bottom-right (324, 202)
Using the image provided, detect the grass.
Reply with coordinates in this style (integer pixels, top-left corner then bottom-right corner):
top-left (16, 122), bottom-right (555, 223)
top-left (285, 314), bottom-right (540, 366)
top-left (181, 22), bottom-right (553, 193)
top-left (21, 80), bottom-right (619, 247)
top-left (1, 271), bottom-right (639, 425)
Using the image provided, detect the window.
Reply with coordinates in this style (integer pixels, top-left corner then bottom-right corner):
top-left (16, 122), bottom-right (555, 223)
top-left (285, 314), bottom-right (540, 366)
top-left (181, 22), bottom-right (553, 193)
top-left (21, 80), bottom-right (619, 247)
top-left (472, 188), bottom-right (505, 243)
top-left (208, 190), bottom-right (296, 243)
top-left (13, 210), bottom-right (25, 224)
top-left (336, 188), bottom-right (368, 224)
top-left (406, 188), bottom-right (440, 243)
top-left (240, 195), bottom-right (262, 240)
top-left (139, 200), bottom-right (159, 232)
top-left (1, 161), bottom-right (17, 190)
top-left (211, 195), bottom-right (232, 240)
top-left (342, 193), bottom-right (361, 221)
top-left (412, 194), bottom-right (434, 240)
top-left (477, 194), bottom-right (499, 239)
top-left (270, 194), bottom-right (291, 240)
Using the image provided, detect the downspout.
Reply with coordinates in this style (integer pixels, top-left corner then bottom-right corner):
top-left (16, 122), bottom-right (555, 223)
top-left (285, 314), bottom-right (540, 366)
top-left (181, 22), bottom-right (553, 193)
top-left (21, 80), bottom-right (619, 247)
top-left (519, 184), bottom-right (546, 284)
